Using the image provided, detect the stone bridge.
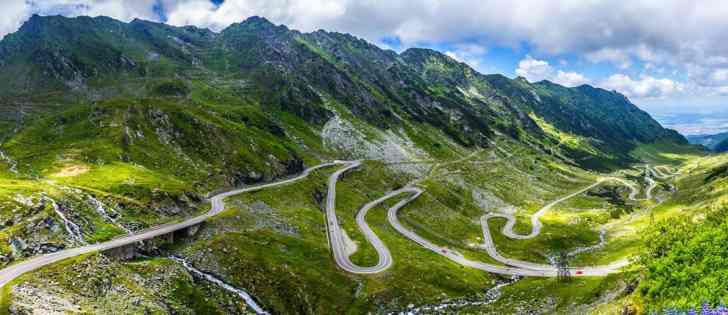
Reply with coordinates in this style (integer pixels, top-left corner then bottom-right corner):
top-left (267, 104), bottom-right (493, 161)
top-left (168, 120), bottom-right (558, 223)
top-left (103, 223), bottom-right (202, 260)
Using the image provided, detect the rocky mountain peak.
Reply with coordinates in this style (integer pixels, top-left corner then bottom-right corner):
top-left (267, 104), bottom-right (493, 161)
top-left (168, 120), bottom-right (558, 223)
top-left (224, 15), bottom-right (287, 34)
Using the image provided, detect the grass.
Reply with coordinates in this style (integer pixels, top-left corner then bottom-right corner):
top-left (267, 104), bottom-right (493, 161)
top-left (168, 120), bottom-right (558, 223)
top-left (334, 161), bottom-right (411, 266)
top-left (179, 168), bottom-right (365, 314)
top-left (529, 112), bottom-right (601, 156)
top-left (485, 215), bottom-right (601, 264)
top-left (0, 89), bottom-right (335, 266)
top-left (622, 153), bottom-right (728, 311)
top-left (0, 147), bottom-right (703, 314)
top-left (0, 281), bottom-right (12, 315)
top-left (357, 197), bottom-right (496, 307)
top-left (0, 15), bottom-right (711, 313)
top-left (162, 165), bottom-right (499, 314)
top-left (393, 142), bottom-right (613, 266)
top-left (53, 162), bottom-right (186, 201)
top-left (2, 251), bottom-right (252, 314)
top-left (0, 116), bottom-right (708, 314)
top-left (630, 141), bottom-right (706, 165)
top-left (170, 277), bottom-right (224, 314)
top-left (462, 275), bottom-right (625, 314)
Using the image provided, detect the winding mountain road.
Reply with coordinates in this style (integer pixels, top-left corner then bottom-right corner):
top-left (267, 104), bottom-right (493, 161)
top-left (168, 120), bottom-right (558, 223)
top-left (324, 160), bottom-right (399, 274)
top-left (484, 179), bottom-right (609, 241)
top-left (0, 161), bottom-right (344, 290)
top-left (470, 165), bottom-right (679, 275)
top-left (477, 177), bottom-right (638, 274)
top-left (0, 157), bottom-right (681, 303)
top-left (338, 164), bottom-right (675, 277)
top-left (385, 186), bottom-right (560, 277)
top-left (384, 183), bottom-right (630, 277)
top-left (322, 161), bottom-right (559, 276)
top-left (649, 164), bottom-right (680, 179)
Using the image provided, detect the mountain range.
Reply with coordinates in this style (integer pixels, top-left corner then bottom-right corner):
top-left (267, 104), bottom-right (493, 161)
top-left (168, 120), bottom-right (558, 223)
top-left (0, 15), bottom-right (720, 315)
top-left (0, 15), bottom-right (685, 172)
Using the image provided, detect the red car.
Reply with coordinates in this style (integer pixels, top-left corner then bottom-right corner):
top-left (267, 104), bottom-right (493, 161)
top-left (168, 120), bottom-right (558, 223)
top-left (575, 270), bottom-right (584, 275)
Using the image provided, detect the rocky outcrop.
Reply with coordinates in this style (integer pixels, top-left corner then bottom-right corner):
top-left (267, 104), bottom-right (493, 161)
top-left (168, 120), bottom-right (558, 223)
top-left (321, 114), bottom-right (430, 175)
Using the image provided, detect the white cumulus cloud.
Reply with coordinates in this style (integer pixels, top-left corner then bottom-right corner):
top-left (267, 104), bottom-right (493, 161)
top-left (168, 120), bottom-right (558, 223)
top-left (444, 43), bottom-right (487, 72)
top-left (586, 48), bottom-right (632, 69)
top-left (516, 56), bottom-right (589, 87)
top-left (600, 74), bottom-right (683, 99)
top-left (0, 0), bottom-right (31, 39)
top-left (515, 56), bottom-right (553, 82)
top-left (165, 0), bottom-right (348, 32)
top-left (553, 71), bottom-right (590, 87)
top-left (27, 0), bottom-right (161, 22)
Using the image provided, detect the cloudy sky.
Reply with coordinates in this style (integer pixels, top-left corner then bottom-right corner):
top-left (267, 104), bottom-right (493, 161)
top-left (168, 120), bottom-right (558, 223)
top-left (4, 0), bottom-right (728, 116)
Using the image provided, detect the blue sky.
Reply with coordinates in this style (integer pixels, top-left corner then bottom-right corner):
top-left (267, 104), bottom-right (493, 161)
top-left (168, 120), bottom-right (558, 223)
top-left (4, 0), bottom-right (728, 117)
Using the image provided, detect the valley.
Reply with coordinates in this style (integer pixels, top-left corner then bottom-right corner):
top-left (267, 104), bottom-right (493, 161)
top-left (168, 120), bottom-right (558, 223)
top-left (0, 14), bottom-right (721, 315)
top-left (0, 137), bottom-right (706, 314)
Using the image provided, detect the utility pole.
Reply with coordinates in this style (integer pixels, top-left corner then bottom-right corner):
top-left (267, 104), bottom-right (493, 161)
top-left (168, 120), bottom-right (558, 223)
top-left (556, 251), bottom-right (571, 282)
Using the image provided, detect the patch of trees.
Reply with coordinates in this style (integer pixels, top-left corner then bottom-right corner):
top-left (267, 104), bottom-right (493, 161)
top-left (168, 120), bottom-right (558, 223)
top-left (637, 206), bottom-right (728, 311)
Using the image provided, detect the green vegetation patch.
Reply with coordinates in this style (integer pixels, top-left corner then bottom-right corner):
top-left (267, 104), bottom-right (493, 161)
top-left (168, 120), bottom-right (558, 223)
top-left (637, 206), bottom-right (728, 311)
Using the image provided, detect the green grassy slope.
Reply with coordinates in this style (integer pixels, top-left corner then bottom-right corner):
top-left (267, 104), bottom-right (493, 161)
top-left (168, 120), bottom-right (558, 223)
top-left (628, 153), bottom-right (728, 312)
top-left (0, 14), bottom-right (709, 315)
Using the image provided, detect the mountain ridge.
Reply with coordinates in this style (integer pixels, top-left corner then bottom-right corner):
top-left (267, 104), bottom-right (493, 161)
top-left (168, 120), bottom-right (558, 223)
top-left (0, 16), bottom-right (683, 163)
top-left (0, 14), bottom-right (717, 315)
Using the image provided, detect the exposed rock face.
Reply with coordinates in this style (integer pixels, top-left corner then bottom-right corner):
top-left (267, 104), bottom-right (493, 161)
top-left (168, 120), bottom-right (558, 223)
top-left (102, 244), bottom-right (138, 261)
top-left (44, 197), bottom-right (86, 245)
top-left (471, 187), bottom-right (516, 214)
top-left (9, 253), bottom-right (253, 314)
top-left (170, 256), bottom-right (268, 314)
top-left (9, 238), bottom-right (27, 257)
top-left (152, 189), bottom-right (203, 217)
top-left (246, 201), bottom-right (299, 236)
top-left (10, 284), bottom-right (82, 315)
top-left (0, 13), bottom-right (698, 315)
top-left (282, 159), bottom-right (304, 175)
top-left (0, 14), bottom-right (685, 173)
top-left (399, 276), bottom-right (521, 314)
top-left (321, 114), bottom-right (430, 175)
top-left (0, 150), bottom-right (18, 173)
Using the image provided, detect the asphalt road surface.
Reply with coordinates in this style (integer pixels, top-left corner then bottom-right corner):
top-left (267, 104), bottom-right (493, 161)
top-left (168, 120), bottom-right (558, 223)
top-left (0, 162), bottom-right (343, 289)
top-left (0, 159), bottom-right (677, 297)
